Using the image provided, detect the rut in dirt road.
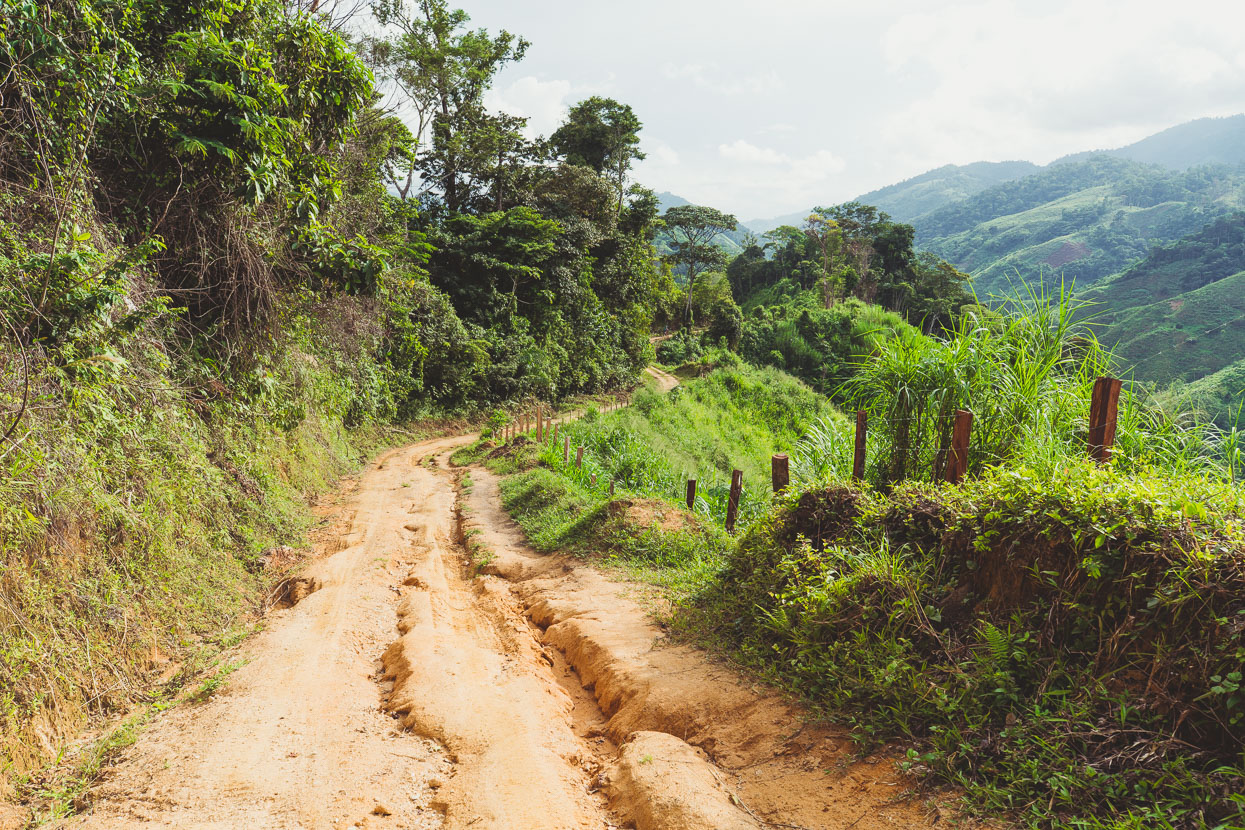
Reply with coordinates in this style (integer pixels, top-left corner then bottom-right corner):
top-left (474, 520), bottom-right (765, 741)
top-left (57, 436), bottom-right (616, 830)
top-left (52, 428), bottom-right (944, 830)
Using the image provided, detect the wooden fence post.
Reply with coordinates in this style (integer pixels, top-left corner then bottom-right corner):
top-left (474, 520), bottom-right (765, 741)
top-left (536, 405), bottom-right (543, 441)
top-left (576, 446), bottom-right (584, 468)
top-left (725, 469), bottom-right (743, 533)
top-left (563, 436), bottom-right (570, 464)
top-left (1088, 376), bottom-right (1123, 464)
top-left (853, 410), bottom-right (868, 481)
top-left (771, 454), bottom-right (789, 493)
top-left (686, 479), bottom-right (697, 509)
top-left (945, 409), bottom-right (973, 484)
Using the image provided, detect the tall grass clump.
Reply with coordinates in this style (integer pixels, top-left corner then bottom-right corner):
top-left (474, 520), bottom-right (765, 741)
top-left (790, 283), bottom-right (1235, 488)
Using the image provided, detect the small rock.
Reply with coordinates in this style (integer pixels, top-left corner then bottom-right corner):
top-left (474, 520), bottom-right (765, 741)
top-left (372, 802), bottom-right (393, 816)
top-left (427, 776), bottom-right (444, 789)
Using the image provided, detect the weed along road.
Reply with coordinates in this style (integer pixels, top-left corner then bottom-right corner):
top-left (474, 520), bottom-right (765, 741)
top-left (55, 432), bottom-right (937, 830)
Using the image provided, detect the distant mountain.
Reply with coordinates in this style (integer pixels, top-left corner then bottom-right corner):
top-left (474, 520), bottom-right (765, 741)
top-left (742, 115), bottom-right (1245, 236)
top-left (851, 160), bottom-right (1041, 224)
top-left (914, 156), bottom-right (1245, 296)
top-left (742, 209), bottom-right (809, 237)
top-left (744, 161), bottom-right (1039, 235)
top-left (1054, 115), bottom-right (1245, 170)
top-left (661, 115), bottom-right (1245, 422)
top-left (655, 191), bottom-right (691, 213)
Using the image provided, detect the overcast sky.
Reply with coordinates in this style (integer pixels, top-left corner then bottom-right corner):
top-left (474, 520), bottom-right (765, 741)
top-left (456, 0), bottom-right (1245, 221)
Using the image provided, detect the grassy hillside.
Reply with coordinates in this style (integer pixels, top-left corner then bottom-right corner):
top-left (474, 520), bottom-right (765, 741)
top-left (1093, 270), bottom-right (1245, 396)
top-left (0, 308), bottom-right (406, 794)
top-left (491, 362), bottom-right (836, 596)
top-left (915, 157), bottom-right (1245, 296)
top-left (491, 297), bottom-right (1245, 828)
top-left (1082, 214), bottom-right (1245, 423)
top-left (535, 362), bottom-right (839, 528)
top-left (1088, 212), bottom-right (1245, 306)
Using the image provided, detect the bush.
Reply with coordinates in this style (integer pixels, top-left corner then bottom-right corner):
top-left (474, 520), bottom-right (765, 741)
top-left (711, 463), bottom-right (1245, 827)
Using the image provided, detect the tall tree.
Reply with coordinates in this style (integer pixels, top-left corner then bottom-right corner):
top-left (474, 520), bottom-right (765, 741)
top-left (662, 205), bottom-right (736, 327)
top-left (550, 97), bottom-right (645, 214)
top-left (368, 0), bottom-right (529, 211)
top-left (803, 211), bottom-right (843, 308)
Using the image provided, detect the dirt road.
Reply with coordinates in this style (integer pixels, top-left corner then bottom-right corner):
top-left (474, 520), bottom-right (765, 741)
top-left (643, 365), bottom-right (679, 393)
top-left (51, 430), bottom-right (944, 830)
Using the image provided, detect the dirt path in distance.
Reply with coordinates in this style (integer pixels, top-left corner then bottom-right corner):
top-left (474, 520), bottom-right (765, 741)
top-left (643, 365), bottom-right (679, 393)
top-left (45, 424), bottom-right (951, 830)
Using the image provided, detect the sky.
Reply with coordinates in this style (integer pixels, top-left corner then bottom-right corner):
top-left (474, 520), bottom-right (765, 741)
top-left (446, 0), bottom-right (1245, 221)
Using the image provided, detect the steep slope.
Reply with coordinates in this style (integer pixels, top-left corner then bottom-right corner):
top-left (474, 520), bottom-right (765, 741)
top-left (1096, 268), bottom-right (1245, 386)
top-left (1087, 212), bottom-right (1245, 307)
top-left (1077, 214), bottom-right (1245, 419)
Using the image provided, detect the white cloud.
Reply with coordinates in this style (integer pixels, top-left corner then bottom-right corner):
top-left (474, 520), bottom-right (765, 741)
top-left (719, 140), bottom-right (786, 165)
top-left (661, 62), bottom-right (785, 97)
top-left (645, 139), bottom-right (681, 167)
top-left (718, 141), bottom-right (845, 180)
top-left (792, 150), bottom-right (847, 180)
top-left (880, 0), bottom-right (1245, 168)
top-left (465, 0), bottom-right (1245, 216)
top-left (483, 76), bottom-right (573, 138)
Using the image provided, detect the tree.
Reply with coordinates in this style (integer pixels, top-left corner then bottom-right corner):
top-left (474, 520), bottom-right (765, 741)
top-left (804, 211), bottom-right (843, 308)
top-left (550, 97), bottom-right (645, 214)
top-left (662, 205), bottom-right (737, 327)
top-left (368, 0), bottom-right (529, 212)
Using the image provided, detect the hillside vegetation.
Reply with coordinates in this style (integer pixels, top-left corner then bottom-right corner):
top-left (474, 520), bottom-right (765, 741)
top-left (915, 157), bottom-right (1245, 295)
top-left (0, 0), bottom-right (672, 787)
top-left (493, 293), bottom-right (1245, 829)
top-left (1082, 214), bottom-right (1245, 424)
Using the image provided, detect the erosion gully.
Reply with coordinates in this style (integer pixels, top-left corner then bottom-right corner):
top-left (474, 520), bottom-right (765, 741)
top-left (48, 434), bottom-right (944, 830)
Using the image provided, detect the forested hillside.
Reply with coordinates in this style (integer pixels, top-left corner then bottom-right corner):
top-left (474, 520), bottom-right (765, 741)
top-left (1084, 214), bottom-right (1245, 422)
top-left (1055, 114), bottom-right (1245, 169)
top-left (0, 0), bottom-right (667, 787)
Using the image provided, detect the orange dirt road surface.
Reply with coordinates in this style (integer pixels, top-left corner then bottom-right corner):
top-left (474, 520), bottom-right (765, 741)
top-left (49, 430), bottom-right (951, 830)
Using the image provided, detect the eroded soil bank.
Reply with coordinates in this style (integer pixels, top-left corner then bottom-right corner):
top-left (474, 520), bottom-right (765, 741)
top-left (32, 434), bottom-right (947, 830)
top-left (461, 463), bottom-right (943, 830)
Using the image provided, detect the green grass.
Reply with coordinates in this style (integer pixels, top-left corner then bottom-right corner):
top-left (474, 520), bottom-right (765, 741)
top-left (1100, 270), bottom-right (1245, 388)
top-left (479, 301), bottom-right (1245, 828)
top-left (499, 467), bottom-right (730, 604)
top-left (0, 338), bottom-right (408, 797)
top-left (541, 363), bottom-right (839, 527)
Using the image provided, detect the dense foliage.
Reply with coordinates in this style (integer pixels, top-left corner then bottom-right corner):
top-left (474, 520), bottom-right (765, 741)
top-left (657, 201), bottom-right (972, 396)
top-left (0, 0), bottom-right (667, 792)
top-left (714, 465), bottom-right (1245, 827)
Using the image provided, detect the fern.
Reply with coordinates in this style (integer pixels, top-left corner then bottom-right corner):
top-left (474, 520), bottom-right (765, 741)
top-left (981, 621), bottom-right (1010, 666)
